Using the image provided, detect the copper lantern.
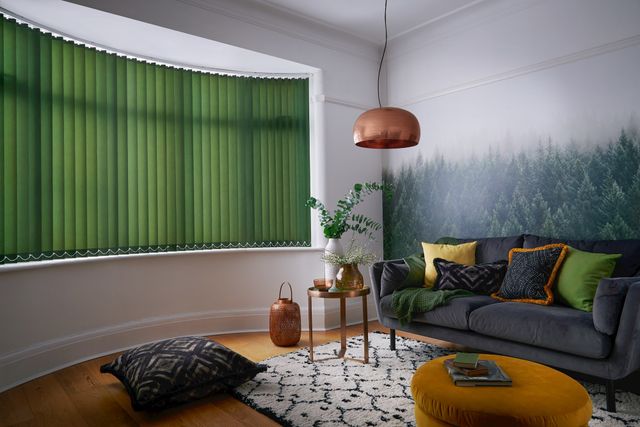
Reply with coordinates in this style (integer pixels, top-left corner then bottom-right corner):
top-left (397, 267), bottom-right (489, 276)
top-left (269, 282), bottom-right (301, 346)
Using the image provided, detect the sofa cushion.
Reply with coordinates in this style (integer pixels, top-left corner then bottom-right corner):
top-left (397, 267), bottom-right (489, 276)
top-left (469, 302), bottom-right (612, 359)
top-left (458, 235), bottom-right (524, 264)
top-left (100, 336), bottom-right (266, 411)
top-left (422, 241), bottom-right (477, 288)
top-left (433, 258), bottom-right (508, 295)
top-left (403, 252), bottom-right (427, 288)
top-left (592, 277), bottom-right (638, 335)
top-left (523, 234), bottom-right (640, 277)
top-left (555, 247), bottom-right (621, 312)
top-left (380, 261), bottom-right (410, 297)
top-left (492, 244), bottom-right (568, 305)
top-left (380, 294), bottom-right (498, 330)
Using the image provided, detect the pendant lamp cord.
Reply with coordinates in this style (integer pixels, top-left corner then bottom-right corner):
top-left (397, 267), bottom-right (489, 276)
top-left (376, 0), bottom-right (388, 108)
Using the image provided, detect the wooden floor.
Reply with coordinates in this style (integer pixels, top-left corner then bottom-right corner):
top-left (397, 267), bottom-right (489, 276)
top-left (0, 322), bottom-right (460, 427)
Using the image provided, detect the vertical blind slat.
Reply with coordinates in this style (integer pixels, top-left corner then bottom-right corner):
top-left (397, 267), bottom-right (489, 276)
top-left (39, 32), bottom-right (52, 253)
top-left (0, 15), bottom-right (310, 263)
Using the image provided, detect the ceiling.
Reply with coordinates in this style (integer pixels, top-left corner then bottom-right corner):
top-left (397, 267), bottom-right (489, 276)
top-left (255, 0), bottom-right (482, 44)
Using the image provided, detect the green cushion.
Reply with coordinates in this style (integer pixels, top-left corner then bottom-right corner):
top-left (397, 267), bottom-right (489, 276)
top-left (556, 247), bottom-right (621, 312)
top-left (402, 252), bottom-right (425, 288)
top-left (434, 236), bottom-right (461, 245)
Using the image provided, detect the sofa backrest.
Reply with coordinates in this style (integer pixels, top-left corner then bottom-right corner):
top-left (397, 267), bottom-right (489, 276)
top-left (523, 234), bottom-right (640, 277)
top-left (457, 235), bottom-right (524, 264)
top-left (449, 234), bottom-right (640, 277)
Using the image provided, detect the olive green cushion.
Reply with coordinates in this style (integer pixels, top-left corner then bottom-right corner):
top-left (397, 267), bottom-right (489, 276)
top-left (402, 253), bottom-right (426, 288)
top-left (556, 247), bottom-right (621, 312)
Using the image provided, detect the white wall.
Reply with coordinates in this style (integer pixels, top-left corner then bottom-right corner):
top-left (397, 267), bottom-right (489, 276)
top-left (0, 0), bottom-right (383, 391)
top-left (384, 0), bottom-right (640, 169)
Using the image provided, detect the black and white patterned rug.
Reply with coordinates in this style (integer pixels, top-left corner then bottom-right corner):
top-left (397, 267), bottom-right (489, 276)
top-left (233, 332), bottom-right (640, 426)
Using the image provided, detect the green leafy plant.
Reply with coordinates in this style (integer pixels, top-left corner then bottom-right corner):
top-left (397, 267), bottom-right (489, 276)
top-left (306, 182), bottom-right (392, 239)
top-left (321, 243), bottom-right (378, 266)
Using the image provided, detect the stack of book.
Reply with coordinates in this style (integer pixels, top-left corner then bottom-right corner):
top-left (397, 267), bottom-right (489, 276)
top-left (444, 353), bottom-right (512, 387)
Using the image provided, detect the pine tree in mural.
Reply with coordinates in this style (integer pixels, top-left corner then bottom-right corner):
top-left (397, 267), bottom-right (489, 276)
top-left (383, 129), bottom-right (640, 259)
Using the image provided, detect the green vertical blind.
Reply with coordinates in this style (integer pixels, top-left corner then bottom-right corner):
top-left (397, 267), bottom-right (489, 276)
top-left (0, 15), bottom-right (311, 264)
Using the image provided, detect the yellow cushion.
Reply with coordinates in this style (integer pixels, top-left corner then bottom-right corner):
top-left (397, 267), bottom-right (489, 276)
top-left (411, 354), bottom-right (592, 427)
top-left (421, 241), bottom-right (477, 288)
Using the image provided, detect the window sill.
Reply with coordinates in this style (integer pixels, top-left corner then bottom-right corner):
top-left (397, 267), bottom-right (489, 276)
top-left (0, 246), bottom-right (325, 273)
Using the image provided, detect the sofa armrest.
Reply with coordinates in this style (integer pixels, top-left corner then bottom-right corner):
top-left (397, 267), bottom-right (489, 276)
top-left (369, 259), bottom-right (405, 325)
top-left (593, 277), bottom-right (638, 335)
top-left (369, 259), bottom-right (405, 299)
top-left (606, 278), bottom-right (640, 378)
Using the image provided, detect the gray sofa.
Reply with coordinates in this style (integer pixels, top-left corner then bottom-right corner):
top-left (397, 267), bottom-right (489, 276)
top-left (370, 234), bottom-right (640, 412)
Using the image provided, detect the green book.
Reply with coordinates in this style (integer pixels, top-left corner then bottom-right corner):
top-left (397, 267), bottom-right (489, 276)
top-left (453, 352), bottom-right (480, 369)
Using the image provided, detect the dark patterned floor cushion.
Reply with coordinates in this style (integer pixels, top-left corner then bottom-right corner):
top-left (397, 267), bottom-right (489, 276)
top-left (492, 244), bottom-right (568, 305)
top-left (100, 336), bottom-right (266, 411)
top-left (433, 258), bottom-right (508, 295)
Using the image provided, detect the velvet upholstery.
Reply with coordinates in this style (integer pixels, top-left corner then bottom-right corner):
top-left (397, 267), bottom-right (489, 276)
top-left (433, 258), bottom-right (507, 295)
top-left (380, 294), bottom-right (498, 330)
top-left (457, 235), bottom-right (523, 264)
top-left (411, 355), bottom-right (592, 427)
top-left (380, 261), bottom-right (410, 297)
top-left (593, 277), bottom-right (640, 335)
top-left (523, 234), bottom-right (640, 277)
top-left (469, 302), bottom-right (611, 359)
top-left (369, 235), bottom-right (640, 384)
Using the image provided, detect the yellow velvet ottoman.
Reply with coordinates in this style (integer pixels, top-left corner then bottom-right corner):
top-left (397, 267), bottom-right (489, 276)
top-left (411, 354), bottom-right (592, 427)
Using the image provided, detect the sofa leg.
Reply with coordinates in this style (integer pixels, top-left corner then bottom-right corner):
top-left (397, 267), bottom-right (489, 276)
top-left (390, 328), bottom-right (396, 350)
top-left (606, 379), bottom-right (616, 412)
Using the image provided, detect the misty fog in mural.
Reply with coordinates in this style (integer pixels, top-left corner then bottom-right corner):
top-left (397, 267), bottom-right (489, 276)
top-left (383, 128), bottom-right (640, 259)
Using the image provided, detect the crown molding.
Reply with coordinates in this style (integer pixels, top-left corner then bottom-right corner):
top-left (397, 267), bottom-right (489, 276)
top-left (253, 0), bottom-right (377, 47)
top-left (397, 33), bottom-right (640, 107)
top-left (316, 94), bottom-right (374, 111)
top-left (175, 0), bottom-right (380, 63)
top-left (389, 0), bottom-right (488, 43)
top-left (387, 0), bottom-right (541, 61)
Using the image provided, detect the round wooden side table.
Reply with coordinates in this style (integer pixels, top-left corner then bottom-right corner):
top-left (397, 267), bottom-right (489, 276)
top-left (307, 286), bottom-right (370, 364)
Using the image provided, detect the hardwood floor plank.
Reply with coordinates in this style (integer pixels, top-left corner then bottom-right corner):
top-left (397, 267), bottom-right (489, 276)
top-left (0, 386), bottom-right (33, 426)
top-left (1, 322), bottom-right (455, 426)
top-left (55, 361), bottom-right (137, 427)
top-left (213, 394), bottom-right (279, 426)
top-left (21, 375), bottom-right (89, 427)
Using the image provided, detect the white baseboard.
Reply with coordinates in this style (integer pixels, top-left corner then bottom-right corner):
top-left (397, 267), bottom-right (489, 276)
top-left (0, 304), bottom-right (378, 393)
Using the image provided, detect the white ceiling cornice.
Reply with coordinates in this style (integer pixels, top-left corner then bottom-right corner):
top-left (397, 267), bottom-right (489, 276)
top-left (176, 0), bottom-right (381, 63)
top-left (388, 0), bottom-right (486, 42)
top-left (253, 0), bottom-right (377, 47)
top-left (387, 0), bottom-right (540, 60)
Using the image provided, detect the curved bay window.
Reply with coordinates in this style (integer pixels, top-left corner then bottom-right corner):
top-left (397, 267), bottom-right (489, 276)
top-left (0, 14), bottom-right (311, 264)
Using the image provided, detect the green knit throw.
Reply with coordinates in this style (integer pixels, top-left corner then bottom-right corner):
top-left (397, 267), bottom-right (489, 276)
top-left (392, 287), bottom-right (474, 325)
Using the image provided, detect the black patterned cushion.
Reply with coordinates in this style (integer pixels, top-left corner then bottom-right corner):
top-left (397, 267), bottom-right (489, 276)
top-left (492, 244), bottom-right (568, 305)
top-left (433, 258), bottom-right (508, 295)
top-left (100, 336), bottom-right (266, 411)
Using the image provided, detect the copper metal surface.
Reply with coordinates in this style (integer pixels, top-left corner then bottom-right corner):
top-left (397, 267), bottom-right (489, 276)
top-left (269, 282), bottom-right (301, 346)
top-left (353, 107), bottom-right (420, 148)
top-left (307, 287), bottom-right (370, 364)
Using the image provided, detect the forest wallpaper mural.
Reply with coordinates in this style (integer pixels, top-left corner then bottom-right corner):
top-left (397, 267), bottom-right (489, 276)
top-left (379, 3), bottom-right (640, 260)
top-left (383, 128), bottom-right (640, 259)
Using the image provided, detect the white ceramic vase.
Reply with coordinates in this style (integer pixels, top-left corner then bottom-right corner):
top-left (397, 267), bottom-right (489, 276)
top-left (324, 238), bottom-right (344, 290)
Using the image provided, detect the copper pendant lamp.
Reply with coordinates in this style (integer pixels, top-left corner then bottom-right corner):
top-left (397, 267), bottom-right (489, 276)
top-left (353, 0), bottom-right (420, 149)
